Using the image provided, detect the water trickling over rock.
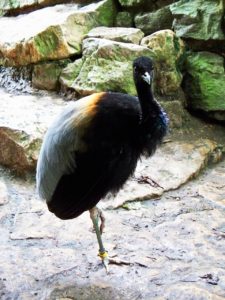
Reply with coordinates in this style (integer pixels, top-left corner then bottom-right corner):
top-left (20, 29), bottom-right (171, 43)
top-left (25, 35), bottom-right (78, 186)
top-left (0, 66), bottom-right (33, 94)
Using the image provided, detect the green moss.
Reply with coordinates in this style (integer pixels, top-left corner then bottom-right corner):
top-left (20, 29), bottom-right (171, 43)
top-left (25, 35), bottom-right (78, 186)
top-left (60, 59), bottom-right (83, 88)
top-left (96, 0), bottom-right (117, 26)
top-left (34, 30), bottom-right (60, 58)
top-left (185, 52), bottom-right (225, 111)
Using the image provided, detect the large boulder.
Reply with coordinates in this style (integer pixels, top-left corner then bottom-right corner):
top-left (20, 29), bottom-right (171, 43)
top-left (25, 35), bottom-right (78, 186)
top-left (141, 30), bottom-right (185, 95)
top-left (183, 52), bottom-right (225, 121)
top-left (135, 5), bottom-right (173, 35)
top-left (60, 38), bottom-right (155, 97)
top-left (0, 0), bottom-right (116, 66)
top-left (170, 0), bottom-right (225, 41)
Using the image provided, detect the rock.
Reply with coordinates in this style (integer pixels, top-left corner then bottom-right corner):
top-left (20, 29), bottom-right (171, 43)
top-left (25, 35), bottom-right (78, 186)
top-left (0, 89), bottom-right (65, 174)
top-left (183, 52), bottom-right (225, 119)
top-left (0, 127), bottom-right (40, 175)
top-left (135, 6), bottom-right (173, 35)
top-left (62, 38), bottom-right (154, 96)
top-left (0, 0), bottom-right (116, 66)
top-left (1, 127), bottom-right (225, 298)
top-left (101, 139), bottom-right (219, 208)
top-left (0, 0), bottom-right (94, 16)
top-left (115, 11), bottom-right (133, 27)
top-left (59, 59), bottom-right (83, 91)
top-left (0, 181), bottom-right (8, 205)
top-left (170, 0), bottom-right (225, 41)
top-left (198, 164), bottom-right (225, 206)
top-left (162, 100), bottom-right (187, 129)
top-left (141, 30), bottom-right (185, 95)
top-left (118, 0), bottom-right (152, 9)
top-left (86, 27), bottom-right (144, 44)
top-left (32, 59), bottom-right (70, 91)
top-left (163, 285), bottom-right (225, 300)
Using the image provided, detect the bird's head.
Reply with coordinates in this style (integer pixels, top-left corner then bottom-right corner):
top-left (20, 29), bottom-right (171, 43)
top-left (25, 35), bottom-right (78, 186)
top-left (133, 56), bottom-right (154, 86)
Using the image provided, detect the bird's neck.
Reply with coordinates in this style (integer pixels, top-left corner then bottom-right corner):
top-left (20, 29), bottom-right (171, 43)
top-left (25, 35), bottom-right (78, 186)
top-left (136, 83), bottom-right (159, 123)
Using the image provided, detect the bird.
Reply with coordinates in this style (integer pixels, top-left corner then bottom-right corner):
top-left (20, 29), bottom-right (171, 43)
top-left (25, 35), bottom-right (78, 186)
top-left (36, 56), bottom-right (169, 272)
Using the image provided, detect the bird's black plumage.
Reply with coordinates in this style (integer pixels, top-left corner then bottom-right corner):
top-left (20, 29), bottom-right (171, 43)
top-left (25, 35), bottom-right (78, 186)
top-left (37, 56), bottom-right (169, 220)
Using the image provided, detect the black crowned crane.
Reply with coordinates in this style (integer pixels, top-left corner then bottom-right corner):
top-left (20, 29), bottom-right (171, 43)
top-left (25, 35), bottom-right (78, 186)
top-left (36, 56), bottom-right (169, 272)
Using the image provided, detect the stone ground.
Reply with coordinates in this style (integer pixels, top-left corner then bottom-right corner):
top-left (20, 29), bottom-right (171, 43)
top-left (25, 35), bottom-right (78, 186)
top-left (0, 152), bottom-right (225, 300)
top-left (0, 86), bottom-right (225, 299)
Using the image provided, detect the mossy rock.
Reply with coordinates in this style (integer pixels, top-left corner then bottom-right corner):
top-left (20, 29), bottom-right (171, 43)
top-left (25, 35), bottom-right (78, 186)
top-left (170, 0), bottom-right (225, 41)
top-left (0, 0), bottom-right (116, 66)
top-left (183, 52), bottom-right (225, 116)
top-left (61, 38), bottom-right (155, 97)
top-left (32, 59), bottom-right (71, 91)
top-left (141, 30), bottom-right (186, 95)
top-left (135, 5), bottom-right (173, 35)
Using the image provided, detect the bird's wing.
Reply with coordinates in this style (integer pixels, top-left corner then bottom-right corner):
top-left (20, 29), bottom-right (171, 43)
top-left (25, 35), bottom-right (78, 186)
top-left (36, 93), bottom-right (104, 202)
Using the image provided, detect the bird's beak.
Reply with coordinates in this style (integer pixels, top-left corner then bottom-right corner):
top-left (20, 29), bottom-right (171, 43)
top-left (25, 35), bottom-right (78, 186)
top-left (142, 72), bottom-right (151, 85)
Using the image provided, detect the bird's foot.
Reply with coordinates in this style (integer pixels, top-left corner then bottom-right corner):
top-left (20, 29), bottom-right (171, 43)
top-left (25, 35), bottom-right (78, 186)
top-left (98, 250), bottom-right (109, 273)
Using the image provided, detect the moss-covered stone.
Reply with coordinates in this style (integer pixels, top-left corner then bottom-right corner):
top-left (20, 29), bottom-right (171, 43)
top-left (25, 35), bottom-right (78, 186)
top-left (63, 38), bottom-right (155, 97)
top-left (95, 0), bottom-right (117, 26)
top-left (170, 0), bottom-right (225, 41)
top-left (141, 30), bottom-right (186, 95)
top-left (118, 0), bottom-right (148, 7)
top-left (32, 59), bottom-right (70, 91)
top-left (183, 52), bottom-right (225, 114)
top-left (60, 58), bottom-right (83, 89)
top-left (0, 0), bottom-right (117, 66)
top-left (33, 29), bottom-right (61, 58)
top-left (135, 5), bottom-right (173, 35)
top-left (115, 11), bottom-right (133, 27)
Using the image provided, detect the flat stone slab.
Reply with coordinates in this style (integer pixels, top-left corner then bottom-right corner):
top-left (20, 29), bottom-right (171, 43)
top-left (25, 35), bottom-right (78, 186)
top-left (0, 0), bottom-right (116, 66)
top-left (101, 139), bottom-right (219, 209)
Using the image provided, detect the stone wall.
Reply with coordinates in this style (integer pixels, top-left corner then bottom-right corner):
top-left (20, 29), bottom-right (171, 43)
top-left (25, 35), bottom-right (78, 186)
top-left (0, 0), bottom-right (225, 121)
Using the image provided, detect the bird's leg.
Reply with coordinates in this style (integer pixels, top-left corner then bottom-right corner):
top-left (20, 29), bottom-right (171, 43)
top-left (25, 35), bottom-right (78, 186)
top-left (89, 206), bottom-right (109, 272)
